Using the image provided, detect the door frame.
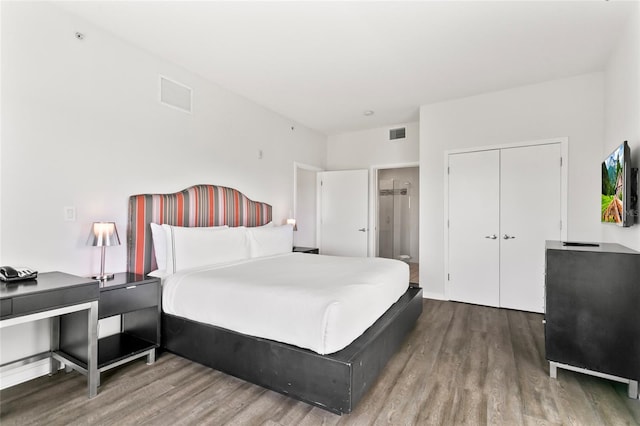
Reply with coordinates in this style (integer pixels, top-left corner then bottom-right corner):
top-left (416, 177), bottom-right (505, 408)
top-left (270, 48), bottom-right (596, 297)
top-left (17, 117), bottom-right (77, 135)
top-left (371, 162), bottom-right (419, 258)
top-left (443, 137), bottom-right (569, 301)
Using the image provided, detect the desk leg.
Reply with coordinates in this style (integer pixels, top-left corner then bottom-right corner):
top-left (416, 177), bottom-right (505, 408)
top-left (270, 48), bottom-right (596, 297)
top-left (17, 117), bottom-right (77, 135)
top-left (146, 348), bottom-right (156, 365)
top-left (87, 301), bottom-right (99, 398)
top-left (629, 380), bottom-right (638, 399)
top-left (49, 316), bottom-right (61, 375)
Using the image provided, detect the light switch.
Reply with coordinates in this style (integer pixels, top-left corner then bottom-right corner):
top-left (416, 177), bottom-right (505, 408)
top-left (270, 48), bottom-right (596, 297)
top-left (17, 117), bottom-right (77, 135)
top-left (64, 206), bottom-right (76, 221)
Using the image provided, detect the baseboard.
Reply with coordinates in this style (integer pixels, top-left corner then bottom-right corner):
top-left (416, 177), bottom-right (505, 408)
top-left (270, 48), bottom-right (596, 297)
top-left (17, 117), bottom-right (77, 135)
top-left (421, 291), bottom-right (447, 301)
top-left (0, 358), bottom-right (56, 390)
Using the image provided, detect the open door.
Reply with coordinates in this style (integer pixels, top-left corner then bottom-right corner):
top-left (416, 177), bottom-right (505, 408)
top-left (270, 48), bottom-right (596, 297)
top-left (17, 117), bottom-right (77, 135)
top-left (318, 170), bottom-right (368, 257)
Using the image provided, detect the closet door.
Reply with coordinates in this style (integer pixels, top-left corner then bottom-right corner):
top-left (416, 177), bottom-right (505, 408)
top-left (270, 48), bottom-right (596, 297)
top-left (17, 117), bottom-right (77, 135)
top-left (448, 150), bottom-right (500, 307)
top-left (500, 144), bottom-right (561, 312)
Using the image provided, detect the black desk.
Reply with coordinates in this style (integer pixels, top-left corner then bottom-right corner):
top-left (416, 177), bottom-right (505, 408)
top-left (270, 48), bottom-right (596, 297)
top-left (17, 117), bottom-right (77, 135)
top-left (0, 272), bottom-right (99, 398)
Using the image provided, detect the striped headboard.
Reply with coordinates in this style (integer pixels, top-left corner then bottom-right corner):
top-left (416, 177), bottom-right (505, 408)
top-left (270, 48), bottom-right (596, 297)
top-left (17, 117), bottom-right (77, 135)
top-left (127, 184), bottom-right (272, 275)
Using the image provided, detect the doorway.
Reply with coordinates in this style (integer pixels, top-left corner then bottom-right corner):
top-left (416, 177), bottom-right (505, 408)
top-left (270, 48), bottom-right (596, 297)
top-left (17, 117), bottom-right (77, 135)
top-left (293, 162), bottom-right (322, 249)
top-left (376, 166), bottom-right (419, 283)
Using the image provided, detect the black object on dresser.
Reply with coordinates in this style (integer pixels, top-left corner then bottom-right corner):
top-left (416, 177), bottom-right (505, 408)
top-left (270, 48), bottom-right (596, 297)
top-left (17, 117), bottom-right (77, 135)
top-left (292, 246), bottom-right (319, 254)
top-left (544, 240), bottom-right (640, 398)
top-left (58, 273), bottom-right (160, 383)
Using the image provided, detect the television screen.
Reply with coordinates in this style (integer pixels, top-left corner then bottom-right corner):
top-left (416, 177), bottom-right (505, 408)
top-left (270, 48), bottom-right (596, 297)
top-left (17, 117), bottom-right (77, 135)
top-left (601, 141), bottom-right (631, 226)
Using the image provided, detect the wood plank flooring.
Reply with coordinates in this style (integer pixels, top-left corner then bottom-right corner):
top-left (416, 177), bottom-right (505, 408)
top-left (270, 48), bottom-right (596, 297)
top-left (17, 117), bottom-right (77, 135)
top-left (2, 299), bottom-right (639, 425)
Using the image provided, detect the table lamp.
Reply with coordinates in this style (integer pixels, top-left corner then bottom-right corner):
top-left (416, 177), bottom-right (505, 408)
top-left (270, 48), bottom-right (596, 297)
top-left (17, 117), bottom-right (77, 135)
top-left (87, 222), bottom-right (120, 280)
top-left (286, 218), bottom-right (298, 231)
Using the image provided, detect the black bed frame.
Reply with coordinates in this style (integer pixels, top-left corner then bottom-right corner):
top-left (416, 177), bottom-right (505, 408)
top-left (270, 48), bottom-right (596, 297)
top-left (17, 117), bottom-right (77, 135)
top-left (162, 286), bottom-right (423, 414)
top-left (127, 185), bottom-right (423, 415)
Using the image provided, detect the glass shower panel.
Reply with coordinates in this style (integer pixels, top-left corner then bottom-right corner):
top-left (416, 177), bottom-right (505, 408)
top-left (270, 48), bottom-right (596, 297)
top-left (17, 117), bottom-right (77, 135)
top-left (393, 180), bottom-right (411, 261)
top-left (378, 179), bottom-right (394, 259)
top-left (378, 179), bottom-right (412, 261)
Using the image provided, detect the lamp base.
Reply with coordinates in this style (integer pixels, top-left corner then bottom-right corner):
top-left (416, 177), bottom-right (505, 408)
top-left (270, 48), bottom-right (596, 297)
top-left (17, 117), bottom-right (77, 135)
top-left (91, 273), bottom-right (115, 281)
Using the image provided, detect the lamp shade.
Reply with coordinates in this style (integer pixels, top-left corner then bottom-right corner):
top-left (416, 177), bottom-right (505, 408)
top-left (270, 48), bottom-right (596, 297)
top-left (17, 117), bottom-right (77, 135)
top-left (87, 222), bottom-right (121, 247)
top-left (286, 218), bottom-right (298, 231)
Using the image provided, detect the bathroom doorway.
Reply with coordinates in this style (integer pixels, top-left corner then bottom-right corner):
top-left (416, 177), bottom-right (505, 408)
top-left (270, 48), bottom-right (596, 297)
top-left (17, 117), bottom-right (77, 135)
top-left (377, 166), bottom-right (419, 284)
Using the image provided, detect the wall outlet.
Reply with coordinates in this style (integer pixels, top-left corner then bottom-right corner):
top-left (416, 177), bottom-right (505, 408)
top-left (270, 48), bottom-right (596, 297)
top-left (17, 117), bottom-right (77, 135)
top-left (64, 206), bottom-right (76, 222)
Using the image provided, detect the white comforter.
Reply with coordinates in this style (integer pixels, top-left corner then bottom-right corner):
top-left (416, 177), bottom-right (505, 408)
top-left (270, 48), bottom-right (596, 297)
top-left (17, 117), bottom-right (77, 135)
top-left (162, 253), bottom-right (409, 354)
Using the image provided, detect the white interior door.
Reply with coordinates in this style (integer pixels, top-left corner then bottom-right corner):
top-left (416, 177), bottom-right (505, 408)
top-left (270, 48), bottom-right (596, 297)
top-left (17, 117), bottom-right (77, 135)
top-left (500, 144), bottom-right (562, 312)
top-left (319, 170), bottom-right (368, 257)
top-left (448, 150), bottom-right (500, 307)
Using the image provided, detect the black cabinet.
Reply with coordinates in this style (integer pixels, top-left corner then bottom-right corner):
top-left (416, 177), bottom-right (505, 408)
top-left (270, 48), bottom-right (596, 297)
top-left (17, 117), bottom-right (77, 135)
top-left (59, 273), bottom-right (160, 375)
top-left (544, 241), bottom-right (640, 398)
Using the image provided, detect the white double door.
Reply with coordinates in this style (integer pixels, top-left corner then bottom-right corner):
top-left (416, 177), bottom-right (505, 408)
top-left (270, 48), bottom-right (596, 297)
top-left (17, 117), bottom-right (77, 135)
top-left (448, 143), bottom-right (562, 313)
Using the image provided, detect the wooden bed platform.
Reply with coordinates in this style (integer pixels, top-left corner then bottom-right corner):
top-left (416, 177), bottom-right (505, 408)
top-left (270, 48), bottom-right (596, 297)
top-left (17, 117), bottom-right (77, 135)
top-left (127, 184), bottom-right (423, 415)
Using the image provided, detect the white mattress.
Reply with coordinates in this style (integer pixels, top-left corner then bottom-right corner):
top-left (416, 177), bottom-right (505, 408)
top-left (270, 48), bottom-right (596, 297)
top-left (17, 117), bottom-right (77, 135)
top-left (162, 253), bottom-right (409, 355)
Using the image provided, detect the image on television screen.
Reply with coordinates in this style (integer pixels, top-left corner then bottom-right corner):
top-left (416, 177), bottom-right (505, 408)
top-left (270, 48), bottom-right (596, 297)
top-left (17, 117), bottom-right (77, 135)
top-left (601, 144), bottom-right (625, 224)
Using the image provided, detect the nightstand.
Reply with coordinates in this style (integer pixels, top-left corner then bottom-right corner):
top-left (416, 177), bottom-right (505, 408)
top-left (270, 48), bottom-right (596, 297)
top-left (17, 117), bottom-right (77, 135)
top-left (293, 246), bottom-right (319, 254)
top-left (58, 273), bottom-right (160, 386)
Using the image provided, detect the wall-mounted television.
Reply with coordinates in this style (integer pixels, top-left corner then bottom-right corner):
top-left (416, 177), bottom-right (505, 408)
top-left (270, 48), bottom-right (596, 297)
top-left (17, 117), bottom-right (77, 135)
top-left (601, 141), bottom-right (637, 227)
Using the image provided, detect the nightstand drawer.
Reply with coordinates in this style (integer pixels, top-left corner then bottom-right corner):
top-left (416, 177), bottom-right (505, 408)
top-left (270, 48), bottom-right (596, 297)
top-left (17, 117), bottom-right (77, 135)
top-left (99, 283), bottom-right (159, 318)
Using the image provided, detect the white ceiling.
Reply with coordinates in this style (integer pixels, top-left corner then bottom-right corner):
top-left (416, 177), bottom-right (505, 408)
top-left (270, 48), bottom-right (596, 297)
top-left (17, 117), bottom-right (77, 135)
top-left (55, 1), bottom-right (635, 136)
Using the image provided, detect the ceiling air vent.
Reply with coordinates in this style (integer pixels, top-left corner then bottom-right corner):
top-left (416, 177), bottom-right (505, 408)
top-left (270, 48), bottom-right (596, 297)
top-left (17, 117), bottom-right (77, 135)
top-left (389, 127), bottom-right (406, 140)
top-left (160, 75), bottom-right (192, 113)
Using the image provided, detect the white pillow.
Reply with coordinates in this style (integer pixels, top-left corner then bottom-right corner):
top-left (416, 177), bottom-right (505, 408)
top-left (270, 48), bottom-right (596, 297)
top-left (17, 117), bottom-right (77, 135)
top-left (247, 224), bottom-right (294, 258)
top-left (163, 225), bottom-right (250, 274)
top-left (150, 223), bottom-right (167, 271)
top-left (150, 223), bottom-right (228, 274)
top-left (148, 269), bottom-right (171, 279)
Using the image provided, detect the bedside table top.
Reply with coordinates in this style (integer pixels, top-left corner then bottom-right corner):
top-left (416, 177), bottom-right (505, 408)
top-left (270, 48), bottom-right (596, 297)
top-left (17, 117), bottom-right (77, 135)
top-left (98, 272), bottom-right (158, 290)
top-left (293, 246), bottom-right (319, 253)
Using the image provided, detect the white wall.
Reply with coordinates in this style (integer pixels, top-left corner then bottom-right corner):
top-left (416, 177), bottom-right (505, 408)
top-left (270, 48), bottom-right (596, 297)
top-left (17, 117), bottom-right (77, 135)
top-left (0, 2), bottom-right (325, 386)
top-left (420, 73), bottom-right (604, 299)
top-left (603, 3), bottom-right (640, 251)
top-left (326, 122), bottom-right (419, 170)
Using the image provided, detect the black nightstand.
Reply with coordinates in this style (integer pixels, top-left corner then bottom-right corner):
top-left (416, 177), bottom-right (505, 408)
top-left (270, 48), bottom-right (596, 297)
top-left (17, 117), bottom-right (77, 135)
top-left (293, 246), bottom-right (319, 254)
top-left (58, 273), bottom-right (160, 385)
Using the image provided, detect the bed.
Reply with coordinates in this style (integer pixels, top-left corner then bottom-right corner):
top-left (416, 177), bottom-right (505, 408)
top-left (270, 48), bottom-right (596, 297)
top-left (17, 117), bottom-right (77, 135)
top-left (127, 184), bottom-right (422, 414)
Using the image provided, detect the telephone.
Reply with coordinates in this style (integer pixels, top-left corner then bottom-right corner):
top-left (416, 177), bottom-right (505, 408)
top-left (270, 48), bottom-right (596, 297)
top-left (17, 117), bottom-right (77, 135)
top-left (0, 266), bottom-right (38, 282)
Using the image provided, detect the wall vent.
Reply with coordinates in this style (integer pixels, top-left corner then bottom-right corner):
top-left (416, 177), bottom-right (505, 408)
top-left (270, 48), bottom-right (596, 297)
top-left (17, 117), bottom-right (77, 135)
top-left (160, 76), bottom-right (192, 113)
top-left (389, 127), bottom-right (406, 140)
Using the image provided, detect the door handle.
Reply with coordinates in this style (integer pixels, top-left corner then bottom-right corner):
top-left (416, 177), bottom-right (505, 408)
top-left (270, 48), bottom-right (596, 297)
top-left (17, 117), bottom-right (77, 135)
top-left (358, 228), bottom-right (367, 232)
top-left (484, 234), bottom-right (497, 240)
top-left (503, 234), bottom-right (516, 240)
